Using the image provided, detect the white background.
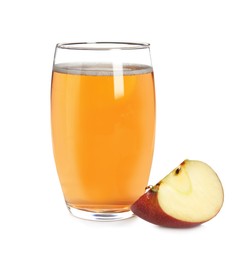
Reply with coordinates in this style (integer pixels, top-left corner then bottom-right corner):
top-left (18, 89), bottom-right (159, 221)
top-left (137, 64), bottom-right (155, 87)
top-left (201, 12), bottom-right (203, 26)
top-left (0, 0), bottom-right (246, 259)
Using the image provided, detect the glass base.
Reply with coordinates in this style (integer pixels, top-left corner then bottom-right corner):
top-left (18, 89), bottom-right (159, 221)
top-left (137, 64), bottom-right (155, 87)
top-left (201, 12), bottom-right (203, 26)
top-left (66, 204), bottom-right (134, 221)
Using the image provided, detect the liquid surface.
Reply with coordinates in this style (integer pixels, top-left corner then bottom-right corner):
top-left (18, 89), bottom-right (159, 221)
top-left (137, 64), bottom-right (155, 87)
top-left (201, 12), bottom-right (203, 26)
top-left (51, 63), bottom-right (155, 212)
top-left (54, 62), bottom-right (153, 75)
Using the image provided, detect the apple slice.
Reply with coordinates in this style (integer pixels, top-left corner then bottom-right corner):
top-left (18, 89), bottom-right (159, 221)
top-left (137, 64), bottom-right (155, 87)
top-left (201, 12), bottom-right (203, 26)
top-left (131, 160), bottom-right (224, 228)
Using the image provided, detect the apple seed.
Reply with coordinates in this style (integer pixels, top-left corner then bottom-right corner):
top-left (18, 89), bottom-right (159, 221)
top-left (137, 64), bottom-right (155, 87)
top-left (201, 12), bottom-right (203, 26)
top-left (175, 166), bottom-right (181, 175)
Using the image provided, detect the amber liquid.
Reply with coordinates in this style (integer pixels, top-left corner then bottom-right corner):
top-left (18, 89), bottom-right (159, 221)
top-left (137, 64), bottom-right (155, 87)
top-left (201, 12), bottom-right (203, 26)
top-left (51, 63), bottom-right (155, 212)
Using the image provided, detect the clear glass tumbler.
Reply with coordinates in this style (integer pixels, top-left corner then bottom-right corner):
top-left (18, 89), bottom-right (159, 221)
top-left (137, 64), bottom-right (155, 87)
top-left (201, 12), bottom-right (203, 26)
top-left (51, 42), bottom-right (155, 221)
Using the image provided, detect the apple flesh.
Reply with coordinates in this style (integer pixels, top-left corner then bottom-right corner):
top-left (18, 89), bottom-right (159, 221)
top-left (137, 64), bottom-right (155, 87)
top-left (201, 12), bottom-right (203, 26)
top-left (131, 160), bottom-right (224, 228)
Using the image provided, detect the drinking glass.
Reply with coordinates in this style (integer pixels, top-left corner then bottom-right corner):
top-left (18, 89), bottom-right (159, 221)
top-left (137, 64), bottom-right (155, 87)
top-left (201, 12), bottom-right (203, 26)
top-left (51, 42), bottom-right (155, 221)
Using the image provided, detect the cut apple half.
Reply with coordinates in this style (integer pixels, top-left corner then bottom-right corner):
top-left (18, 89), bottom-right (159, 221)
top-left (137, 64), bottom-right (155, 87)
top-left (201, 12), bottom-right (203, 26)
top-left (131, 160), bottom-right (224, 228)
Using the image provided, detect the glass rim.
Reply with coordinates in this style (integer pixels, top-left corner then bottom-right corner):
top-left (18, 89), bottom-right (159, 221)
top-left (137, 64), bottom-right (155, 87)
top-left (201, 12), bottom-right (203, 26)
top-left (56, 42), bottom-right (150, 50)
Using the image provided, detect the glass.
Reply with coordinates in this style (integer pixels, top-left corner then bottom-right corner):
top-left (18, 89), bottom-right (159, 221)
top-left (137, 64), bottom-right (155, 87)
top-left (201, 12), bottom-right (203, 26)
top-left (51, 42), bottom-right (155, 221)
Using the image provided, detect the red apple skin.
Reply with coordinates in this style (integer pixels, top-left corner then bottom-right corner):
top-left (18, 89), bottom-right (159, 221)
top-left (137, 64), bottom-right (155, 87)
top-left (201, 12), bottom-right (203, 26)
top-left (131, 189), bottom-right (201, 228)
